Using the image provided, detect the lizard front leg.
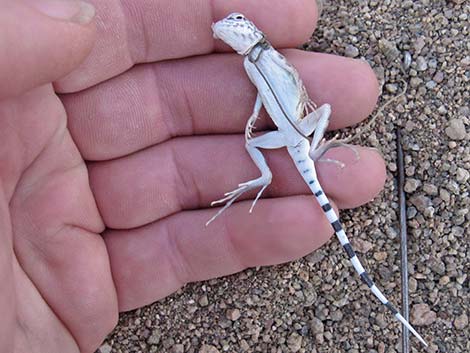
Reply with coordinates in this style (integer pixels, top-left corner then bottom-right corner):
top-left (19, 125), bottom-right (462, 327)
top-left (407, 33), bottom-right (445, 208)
top-left (206, 131), bottom-right (286, 225)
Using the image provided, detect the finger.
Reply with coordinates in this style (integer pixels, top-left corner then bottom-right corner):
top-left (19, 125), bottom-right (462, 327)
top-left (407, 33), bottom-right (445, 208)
top-left (7, 87), bottom-right (117, 352)
top-left (63, 51), bottom-right (379, 161)
top-left (104, 195), bottom-right (336, 311)
top-left (0, 191), bottom-right (14, 352)
top-left (55, 0), bottom-right (318, 92)
top-left (0, 0), bottom-right (95, 99)
top-left (89, 135), bottom-right (385, 229)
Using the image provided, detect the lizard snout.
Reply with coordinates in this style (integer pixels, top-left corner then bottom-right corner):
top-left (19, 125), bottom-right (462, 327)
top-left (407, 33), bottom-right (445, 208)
top-left (211, 23), bottom-right (219, 39)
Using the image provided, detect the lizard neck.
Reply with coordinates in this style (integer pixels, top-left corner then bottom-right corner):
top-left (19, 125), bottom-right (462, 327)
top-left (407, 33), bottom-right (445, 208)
top-left (245, 37), bottom-right (271, 63)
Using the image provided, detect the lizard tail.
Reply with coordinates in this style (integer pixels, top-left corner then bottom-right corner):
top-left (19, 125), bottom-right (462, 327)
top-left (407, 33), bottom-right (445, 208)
top-left (309, 180), bottom-right (428, 347)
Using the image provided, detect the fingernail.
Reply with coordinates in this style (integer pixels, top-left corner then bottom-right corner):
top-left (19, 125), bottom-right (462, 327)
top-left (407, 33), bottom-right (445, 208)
top-left (31, 0), bottom-right (95, 24)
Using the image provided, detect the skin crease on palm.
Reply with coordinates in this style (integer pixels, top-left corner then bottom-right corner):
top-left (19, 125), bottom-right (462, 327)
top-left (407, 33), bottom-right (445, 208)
top-left (0, 0), bottom-right (386, 352)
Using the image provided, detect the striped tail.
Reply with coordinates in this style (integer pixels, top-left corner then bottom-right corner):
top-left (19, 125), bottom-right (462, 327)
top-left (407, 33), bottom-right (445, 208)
top-left (310, 180), bottom-right (427, 346)
top-left (289, 142), bottom-right (427, 346)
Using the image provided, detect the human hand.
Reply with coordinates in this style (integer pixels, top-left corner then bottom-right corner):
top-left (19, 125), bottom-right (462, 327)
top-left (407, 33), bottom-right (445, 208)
top-left (0, 1), bottom-right (385, 352)
top-left (0, 1), bottom-right (117, 353)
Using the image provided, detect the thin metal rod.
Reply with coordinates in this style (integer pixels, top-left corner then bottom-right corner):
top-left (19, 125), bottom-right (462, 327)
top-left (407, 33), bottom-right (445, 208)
top-left (396, 129), bottom-right (410, 353)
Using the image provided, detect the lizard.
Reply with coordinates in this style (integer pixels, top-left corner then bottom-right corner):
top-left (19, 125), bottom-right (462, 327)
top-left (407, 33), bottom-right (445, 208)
top-left (207, 13), bottom-right (427, 347)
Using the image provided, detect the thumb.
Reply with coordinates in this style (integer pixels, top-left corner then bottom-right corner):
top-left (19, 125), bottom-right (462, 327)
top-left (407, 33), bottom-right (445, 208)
top-left (0, 0), bottom-right (96, 99)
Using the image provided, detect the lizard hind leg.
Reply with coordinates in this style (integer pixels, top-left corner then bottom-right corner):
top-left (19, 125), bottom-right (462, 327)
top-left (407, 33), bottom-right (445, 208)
top-left (312, 136), bottom-right (361, 164)
top-left (206, 131), bottom-right (287, 226)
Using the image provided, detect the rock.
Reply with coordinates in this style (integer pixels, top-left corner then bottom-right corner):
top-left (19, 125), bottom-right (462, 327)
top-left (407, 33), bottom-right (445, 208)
top-left (404, 178), bottom-right (421, 192)
top-left (348, 25), bottom-right (360, 35)
top-left (287, 332), bottom-right (302, 352)
top-left (385, 83), bottom-right (398, 93)
top-left (226, 308), bottom-right (241, 321)
top-left (345, 44), bottom-right (359, 58)
top-left (198, 295), bottom-right (209, 307)
top-left (456, 167), bottom-right (469, 183)
top-left (423, 183), bottom-right (438, 195)
top-left (148, 330), bottom-right (161, 345)
top-left (379, 39), bottom-right (400, 61)
top-left (416, 56), bottom-right (428, 71)
top-left (306, 251), bottom-right (325, 264)
top-left (426, 80), bottom-right (437, 89)
top-left (429, 257), bottom-right (446, 275)
top-left (413, 36), bottom-right (426, 54)
top-left (373, 251), bottom-right (388, 261)
top-left (240, 339), bottom-right (250, 351)
top-left (199, 345), bottom-right (220, 353)
top-left (330, 310), bottom-right (343, 322)
top-left (352, 238), bottom-right (374, 253)
top-left (407, 206), bottom-right (418, 219)
top-left (99, 344), bottom-right (112, 353)
top-left (454, 314), bottom-right (468, 330)
top-left (445, 119), bottom-right (467, 140)
top-left (172, 344), bottom-right (185, 353)
top-left (409, 277), bottom-right (418, 292)
top-left (410, 77), bottom-right (423, 88)
top-left (433, 71), bottom-right (444, 83)
top-left (440, 188), bottom-right (451, 202)
top-left (310, 317), bottom-right (324, 334)
top-left (411, 304), bottom-right (437, 326)
top-left (410, 195), bottom-right (433, 212)
top-left (439, 276), bottom-right (450, 285)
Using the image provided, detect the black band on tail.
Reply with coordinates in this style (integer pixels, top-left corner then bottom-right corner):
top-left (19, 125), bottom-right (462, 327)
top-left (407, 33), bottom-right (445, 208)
top-left (331, 220), bottom-right (342, 232)
top-left (360, 272), bottom-right (374, 288)
top-left (385, 302), bottom-right (399, 315)
top-left (343, 243), bottom-right (356, 259)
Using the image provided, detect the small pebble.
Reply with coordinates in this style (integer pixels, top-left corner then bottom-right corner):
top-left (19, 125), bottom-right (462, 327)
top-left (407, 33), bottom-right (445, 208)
top-left (147, 330), bottom-right (161, 345)
top-left (198, 295), bottom-right (209, 307)
top-left (416, 56), bottom-right (428, 71)
top-left (287, 333), bottom-right (303, 352)
top-left (378, 39), bottom-right (400, 61)
top-left (99, 344), bottom-right (112, 353)
top-left (413, 36), bottom-right (426, 53)
top-left (404, 178), bottom-right (421, 193)
top-left (172, 344), bottom-right (185, 353)
top-left (352, 238), bottom-right (374, 253)
top-left (411, 304), bottom-right (437, 326)
top-left (410, 195), bottom-right (433, 213)
top-left (456, 167), bottom-right (469, 183)
top-left (226, 308), bottom-right (241, 321)
top-left (373, 251), bottom-right (388, 261)
top-left (385, 83), bottom-right (398, 93)
top-left (445, 119), bottom-right (467, 140)
top-left (433, 71), bottom-right (444, 83)
top-left (423, 183), bottom-right (438, 195)
top-left (345, 44), bottom-right (359, 58)
top-left (454, 314), bottom-right (468, 330)
top-left (310, 317), bottom-right (325, 334)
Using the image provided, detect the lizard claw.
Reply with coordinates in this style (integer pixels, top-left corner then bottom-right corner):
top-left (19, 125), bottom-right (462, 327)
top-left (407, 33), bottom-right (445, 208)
top-left (206, 177), bottom-right (271, 226)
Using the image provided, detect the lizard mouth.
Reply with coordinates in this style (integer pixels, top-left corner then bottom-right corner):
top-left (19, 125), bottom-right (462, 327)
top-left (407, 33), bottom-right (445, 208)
top-left (211, 23), bottom-right (219, 39)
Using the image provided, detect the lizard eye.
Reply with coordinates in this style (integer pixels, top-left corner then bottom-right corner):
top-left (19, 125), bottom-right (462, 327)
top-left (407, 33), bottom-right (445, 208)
top-left (235, 15), bottom-right (243, 20)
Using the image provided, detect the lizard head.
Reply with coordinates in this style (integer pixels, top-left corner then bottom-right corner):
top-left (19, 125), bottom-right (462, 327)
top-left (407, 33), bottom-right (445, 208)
top-left (212, 13), bottom-right (264, 55)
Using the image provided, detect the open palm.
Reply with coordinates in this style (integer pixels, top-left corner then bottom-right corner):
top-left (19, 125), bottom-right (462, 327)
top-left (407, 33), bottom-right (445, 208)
top-left (0, 1), bottom-right (385, 352)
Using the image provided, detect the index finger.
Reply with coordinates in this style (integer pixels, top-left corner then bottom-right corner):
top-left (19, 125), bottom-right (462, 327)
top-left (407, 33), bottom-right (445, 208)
top-left (54, 0), bottom-right (318, 92)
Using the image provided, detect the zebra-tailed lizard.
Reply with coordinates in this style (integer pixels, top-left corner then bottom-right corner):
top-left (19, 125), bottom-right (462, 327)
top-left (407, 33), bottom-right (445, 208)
top-left (207, 13), bottom-right (427, 346)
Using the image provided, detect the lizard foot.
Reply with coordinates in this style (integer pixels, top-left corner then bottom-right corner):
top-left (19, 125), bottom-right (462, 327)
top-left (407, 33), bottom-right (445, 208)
top-left (206, 176), bottom-right (271, 226)
top-left (310, 135), bottom-right (360, 162)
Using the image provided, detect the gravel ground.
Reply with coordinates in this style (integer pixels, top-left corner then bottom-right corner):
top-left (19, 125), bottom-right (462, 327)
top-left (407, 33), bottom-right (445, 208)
top-left (98, 1), bottom-right (469, 352)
